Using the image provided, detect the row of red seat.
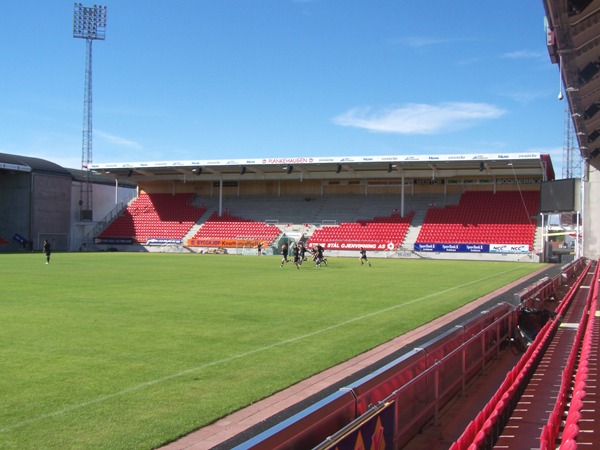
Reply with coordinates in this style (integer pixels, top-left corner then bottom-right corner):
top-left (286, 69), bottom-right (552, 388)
top-left (99, 191), bottom-right (540, 247)
top-left (540, 260), bottom-right (600, 449)
top-left (416, 191), bottom-right (538, 246)
top-left (192, 213), bottom-right (280, 243)
top-left (308, 212), bottom-right (415, 246)
top-left (98, 193), bottom-right (207, 243)
top-left (451, 259), bottom-right (593, 450)
top-left (418, 226), bottom-right (536, 246)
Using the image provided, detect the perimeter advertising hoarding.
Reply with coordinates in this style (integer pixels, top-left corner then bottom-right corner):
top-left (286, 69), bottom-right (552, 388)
top-left (94, 237), bottom-right (134, 245)
top-left (310, 241), bottom-right (397, 251)
top-left (318, 400), bottom-right (395, 450)
top-left (188, 238), bottom-right (264, 247)
top-left (414, 243), bottom-right (530, 253)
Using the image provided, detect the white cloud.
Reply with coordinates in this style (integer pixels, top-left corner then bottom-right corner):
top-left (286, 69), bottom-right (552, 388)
top-left (392, 36), bottom-right (468, 49)
top-left (333, 102), bottom-right (506, 135)
top-left (502, 50), bottom-right (546, 60)
top-left (95, 130), bottom-right (142, 149)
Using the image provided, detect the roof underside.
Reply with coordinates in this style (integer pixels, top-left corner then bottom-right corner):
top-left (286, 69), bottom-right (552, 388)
top-left (88, 153), bottom-right (554, 184)
top-left (544, 0), bottom-right (600, 161)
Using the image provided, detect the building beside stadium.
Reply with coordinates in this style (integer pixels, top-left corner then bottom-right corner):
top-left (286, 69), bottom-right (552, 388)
top-left (0, 152), bottom-right (136, 252)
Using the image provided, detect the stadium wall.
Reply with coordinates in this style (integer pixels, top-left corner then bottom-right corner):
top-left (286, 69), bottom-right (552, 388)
top-left (70, 180), bottom-right (136, 252)
top-left (0, 171), bottom-right (32, 251)
top-left (31, 172), bottom-right (72, 251)
top-left (0, 166), bottom-right (136, 253)
top-left (584, 161), bottom-right (600, 259)
top-left (0, 171), bottom-right (72, 252)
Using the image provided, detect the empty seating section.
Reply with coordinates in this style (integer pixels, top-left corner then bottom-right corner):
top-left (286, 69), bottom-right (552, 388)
top-left (453, 258), bottom-right (596, 450)
top-left (192, 212), bottom-right (280, 244)
top-left (98, 193), bottom-right (206, 243)
top-left (98, 191), bottom-right (541, 248)
top-left (307, 212), bottom-right (415, 247)
top-left (416, 190), bottom-right (539, 245)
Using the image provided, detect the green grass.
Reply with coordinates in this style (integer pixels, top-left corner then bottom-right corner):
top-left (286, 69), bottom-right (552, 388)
top-left (0, 253), bottom-right (543, 449)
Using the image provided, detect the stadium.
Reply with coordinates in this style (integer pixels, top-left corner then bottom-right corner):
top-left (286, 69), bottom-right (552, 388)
top-left (0, 151), bottom-right (575, 263)
top-left (1, 0), bottom-right (600, 449)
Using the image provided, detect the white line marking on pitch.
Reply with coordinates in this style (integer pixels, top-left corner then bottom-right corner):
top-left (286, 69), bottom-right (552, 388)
top-left (1, 266), bottom-right (524, 433)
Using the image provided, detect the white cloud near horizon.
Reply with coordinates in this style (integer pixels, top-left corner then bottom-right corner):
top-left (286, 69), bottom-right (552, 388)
top-left (502, 49), bottom-right (546, 60)
top-left (392, 36), bottom-right (471, 49)
top-left (333, 102), bottom-right (506, 135)
top-left (95, 130), bottom-right (142, 149)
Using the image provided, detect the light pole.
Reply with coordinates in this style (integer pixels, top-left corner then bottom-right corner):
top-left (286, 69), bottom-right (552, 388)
top-left (73, 3), bottom-right (107, 222)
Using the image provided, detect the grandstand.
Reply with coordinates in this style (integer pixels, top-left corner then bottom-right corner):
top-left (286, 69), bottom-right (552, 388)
top-left (87, 152), bottom-right (554, 262)
top-left (415, 191), bottom-right (539, 248)
top-left (98, 193), bottom-right (207, 244)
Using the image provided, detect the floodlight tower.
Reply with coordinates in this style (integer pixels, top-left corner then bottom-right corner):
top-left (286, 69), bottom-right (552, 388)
top-left (73, 3), bottom-right (107, 221)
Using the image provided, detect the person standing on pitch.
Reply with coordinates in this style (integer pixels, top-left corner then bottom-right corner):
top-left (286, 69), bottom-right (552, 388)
top-left (280, 243), bottom-right (289, 268)
top-left (43, 239), bottom-right (52, 264)
top-left (359, 247), bottom-right (371, 267)
top-left (292, 243), bottom-right (301, 269)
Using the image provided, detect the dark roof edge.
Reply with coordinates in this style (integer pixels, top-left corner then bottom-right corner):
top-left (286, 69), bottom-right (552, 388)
top-left (0, 152), bottom-right (71, 177)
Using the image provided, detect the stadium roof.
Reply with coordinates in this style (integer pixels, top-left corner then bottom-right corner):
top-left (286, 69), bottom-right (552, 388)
top-left (88, 152), bottom-right (555, 183)
top-left (0, 152), bottom-right (71, 176)
top-left (68, 168), bottom-right (137, 188)
top-left (543, 0), bottom-right (600, 161)
top-left (0, 153), bottom-right (135, 187)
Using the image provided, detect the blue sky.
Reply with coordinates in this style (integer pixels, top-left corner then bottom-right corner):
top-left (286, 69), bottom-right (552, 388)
top-left (1, 1), bottom-right (568, 177)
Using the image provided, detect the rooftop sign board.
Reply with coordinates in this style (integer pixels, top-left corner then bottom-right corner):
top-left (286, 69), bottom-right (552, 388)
top-left (88, 152), bottom-right (541, 170)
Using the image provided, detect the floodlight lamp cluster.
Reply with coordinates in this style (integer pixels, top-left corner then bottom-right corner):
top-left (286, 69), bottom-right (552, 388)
top-left (73, 3), bottom-right (107, 40)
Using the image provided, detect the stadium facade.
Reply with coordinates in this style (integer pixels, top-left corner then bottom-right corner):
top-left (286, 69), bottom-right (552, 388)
top-left (85, 152), bottom-right (557, 262)
top-left (0, 152), bottom-right (136, 252)
top-left (543, 0), bottom-right (600, 260)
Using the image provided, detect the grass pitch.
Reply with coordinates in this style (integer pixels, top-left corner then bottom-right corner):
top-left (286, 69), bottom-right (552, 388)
top-left (0, 252), bottom-right (543, 449)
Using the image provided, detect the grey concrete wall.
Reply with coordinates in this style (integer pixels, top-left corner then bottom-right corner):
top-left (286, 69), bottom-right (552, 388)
top-left (0, 172), bottom-right (32, 250)
top-left (31, 173), bottom-right (72, 251)
top-left (583, 159), bottom-right (600, 260)
top-left (69, 181), bottom-right (136, 251)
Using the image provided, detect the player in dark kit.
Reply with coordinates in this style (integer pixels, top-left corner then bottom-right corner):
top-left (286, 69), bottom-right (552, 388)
top-left (317, 244), bottom-right (327, 266)
top-left (43, 239), bottom-right (52, 264)
top-left (280, 243), bottom-right (289, 268)
top-left (359, 247), bottom-right (371, 267)
top-left (298, 242), bottom-right (307, 265)
top-left (292, 244), bottom-right (301, 269)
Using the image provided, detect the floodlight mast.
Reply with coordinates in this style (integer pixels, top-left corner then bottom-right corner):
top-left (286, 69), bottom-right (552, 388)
top-left (73, 3), bottom-right (107, 222)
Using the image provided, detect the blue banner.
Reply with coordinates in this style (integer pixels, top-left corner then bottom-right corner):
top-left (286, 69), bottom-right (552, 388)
top-left (414, 243), bottom-right (529, 253)
top-left (12, 233), bottom-right (27, 246)
top-left (414, 243), bottom-right (490, 253)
